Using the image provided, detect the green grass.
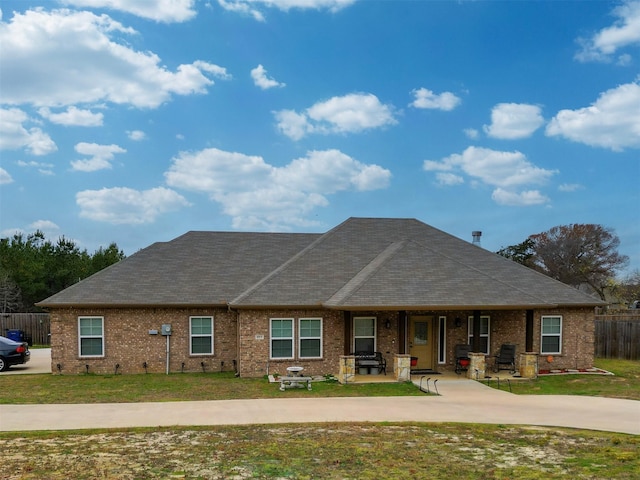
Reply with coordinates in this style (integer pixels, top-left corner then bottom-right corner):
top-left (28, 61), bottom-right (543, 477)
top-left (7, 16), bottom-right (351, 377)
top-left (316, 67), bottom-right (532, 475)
top-left (0, 371), bottom-right (424, 404)
top-left (489, 358), bottom-right (640, 400)
top-left (1, 423), bottom-right (638, 479)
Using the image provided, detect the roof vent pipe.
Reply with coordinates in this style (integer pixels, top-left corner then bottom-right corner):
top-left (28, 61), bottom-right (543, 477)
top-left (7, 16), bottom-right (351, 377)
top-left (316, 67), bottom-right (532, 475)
top-left (472, 231), bottom-right (482, 247)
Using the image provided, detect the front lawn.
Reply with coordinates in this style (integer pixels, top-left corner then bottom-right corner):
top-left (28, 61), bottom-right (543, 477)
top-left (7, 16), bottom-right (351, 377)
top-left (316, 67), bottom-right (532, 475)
top-left (490, 358), bottom-right (640, 400)
top-left (0, 372), bottom-right (423, 404)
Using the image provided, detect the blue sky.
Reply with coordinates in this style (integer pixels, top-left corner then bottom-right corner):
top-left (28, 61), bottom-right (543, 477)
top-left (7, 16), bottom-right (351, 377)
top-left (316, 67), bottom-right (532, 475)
top-left (1, 0), bottom-right (639, 277)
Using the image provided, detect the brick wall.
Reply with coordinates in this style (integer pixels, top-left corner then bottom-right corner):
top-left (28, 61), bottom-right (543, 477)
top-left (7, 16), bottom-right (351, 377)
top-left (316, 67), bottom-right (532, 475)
top-left (437, 308), bottom-right (594, 372)
top-left (49, 307), bottom-right (237, 374)
top-left (49, 305), bottom-right (595, 376)
top-left (237, 308), bottom-right (345, 377)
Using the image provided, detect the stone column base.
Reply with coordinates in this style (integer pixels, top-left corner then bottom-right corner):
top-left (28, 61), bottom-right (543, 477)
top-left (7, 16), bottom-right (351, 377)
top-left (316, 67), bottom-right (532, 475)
top-left (394, 354), bottom-right (411, 382)
top-left (519, 352), bottom-right (538, 378)
top-left (467, 353), bottom-right (486, 380)
top-left (338, 355), bottom-right (355, 384)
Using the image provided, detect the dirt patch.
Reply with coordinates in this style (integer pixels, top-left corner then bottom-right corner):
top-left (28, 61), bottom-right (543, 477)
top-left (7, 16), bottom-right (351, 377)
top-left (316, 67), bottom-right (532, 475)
top-left (1, 424), bottom-right (637, 479)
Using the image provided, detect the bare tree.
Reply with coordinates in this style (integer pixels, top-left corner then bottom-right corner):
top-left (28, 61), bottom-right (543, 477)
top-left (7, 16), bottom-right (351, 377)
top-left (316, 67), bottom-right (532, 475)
top-left (529, 224), bottom-right (629, 301)
top-left (0, 269), bottom-right (22, 314)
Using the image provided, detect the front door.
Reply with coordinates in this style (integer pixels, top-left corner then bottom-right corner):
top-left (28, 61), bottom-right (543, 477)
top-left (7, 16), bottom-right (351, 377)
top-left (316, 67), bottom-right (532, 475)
top-left (409, 316), bottom-right (434, 370)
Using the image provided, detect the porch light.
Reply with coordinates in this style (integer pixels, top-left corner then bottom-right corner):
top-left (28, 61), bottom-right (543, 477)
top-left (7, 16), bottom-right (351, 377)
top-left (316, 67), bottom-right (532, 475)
top-left (455, 317), bottom-right (462, 328)
top-left (385, 319), bottom-right (391, 329)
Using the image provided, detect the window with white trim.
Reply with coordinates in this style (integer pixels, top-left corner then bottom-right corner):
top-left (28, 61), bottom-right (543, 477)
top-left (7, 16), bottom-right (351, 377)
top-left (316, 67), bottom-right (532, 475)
top-left (78, 316), bottom-right (104, 357)
top-left (299, 318), bottom-right (322, 359)
top-left (354, 317), bottom-right (376, 353)
top-left (271, 318), bottom-right (294, 359)
top-left (190, 316), bottom-right (213, 355)
top-left (467, 316), bottom-right (490, 354)
top-left (541, 316), bottom-right (562, 354)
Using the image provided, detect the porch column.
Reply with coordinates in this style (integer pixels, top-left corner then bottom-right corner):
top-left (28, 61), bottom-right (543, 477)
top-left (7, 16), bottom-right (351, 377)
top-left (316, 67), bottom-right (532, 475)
top-left (472, 310), bottom-right (482, 352)
top-left (338, 355), bottom-right (355, 384)
top-left (525, 310), bottom-right (534, 352)
top-left (467, 352), bottom-right (486, 380)
top-left (394, 354), bottom-right (411, 382)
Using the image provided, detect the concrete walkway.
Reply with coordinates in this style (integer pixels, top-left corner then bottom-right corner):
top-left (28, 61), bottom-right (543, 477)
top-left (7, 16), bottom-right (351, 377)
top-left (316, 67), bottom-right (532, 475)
top-left (1, 375), bottom-right (638, 434)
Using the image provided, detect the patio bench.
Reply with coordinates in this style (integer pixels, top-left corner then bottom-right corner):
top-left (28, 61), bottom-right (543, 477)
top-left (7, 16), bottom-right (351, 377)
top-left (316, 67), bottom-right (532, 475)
top-left (352, 351), bottom-right (387, 375)
top-left (279, 376), bottom-right (312, 391)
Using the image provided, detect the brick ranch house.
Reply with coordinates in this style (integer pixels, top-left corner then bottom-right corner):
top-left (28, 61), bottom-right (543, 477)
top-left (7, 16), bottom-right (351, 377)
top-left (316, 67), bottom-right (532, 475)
top-left (38, 217), bottom-right (604, 378)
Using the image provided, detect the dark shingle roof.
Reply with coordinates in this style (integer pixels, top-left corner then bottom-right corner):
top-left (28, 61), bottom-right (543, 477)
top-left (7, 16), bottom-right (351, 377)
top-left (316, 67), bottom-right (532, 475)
top-left (37, 231), bottom-right (320, 307)
top-left (38, 218), bottom-right (604, 309)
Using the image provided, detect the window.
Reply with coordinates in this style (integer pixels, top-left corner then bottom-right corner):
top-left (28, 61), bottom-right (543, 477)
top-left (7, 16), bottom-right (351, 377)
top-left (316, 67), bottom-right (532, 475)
top-left (271, 318), bottom-right (294, 359)
top-left (541, 316), bottom-right (562, 354)
top-left (467, 316), bottom-right (490, 354)
top-left (438, 316), bottom-right (447, 364)
top-left (354, 317), bottom-right (376, 353)
top-left (299, 318), bottom-right (322, 358)
top-left (190, 316), bottom-right (213, 355)
top-left (78, 317), bottom-right (104, 357)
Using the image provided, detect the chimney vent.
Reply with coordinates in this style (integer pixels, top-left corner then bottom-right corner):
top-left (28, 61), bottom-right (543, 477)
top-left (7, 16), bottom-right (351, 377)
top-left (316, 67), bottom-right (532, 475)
top-left (472, 231), bottom-right (482, 247)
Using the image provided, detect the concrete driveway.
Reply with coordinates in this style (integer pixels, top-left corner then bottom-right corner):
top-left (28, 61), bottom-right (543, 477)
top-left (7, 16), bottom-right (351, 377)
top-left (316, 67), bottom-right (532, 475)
top-left (1, 347), bottom-right (51, 375)
top-left (1, 369), bottom-right (638, 434)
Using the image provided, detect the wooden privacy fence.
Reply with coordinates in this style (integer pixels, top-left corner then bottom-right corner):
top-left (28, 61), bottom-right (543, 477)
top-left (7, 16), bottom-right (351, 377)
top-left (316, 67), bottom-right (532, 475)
top-left (595, 315), bottom-right (640, 360)
top-left (0, 313), bottom-right (51, 345)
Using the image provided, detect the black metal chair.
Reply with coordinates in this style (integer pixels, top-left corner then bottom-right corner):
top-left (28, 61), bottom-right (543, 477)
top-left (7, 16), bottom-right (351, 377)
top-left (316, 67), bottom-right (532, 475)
top-left (454, 344), bottom-right (471, 375)
top-left (493, 344), bottom-right (516, 374)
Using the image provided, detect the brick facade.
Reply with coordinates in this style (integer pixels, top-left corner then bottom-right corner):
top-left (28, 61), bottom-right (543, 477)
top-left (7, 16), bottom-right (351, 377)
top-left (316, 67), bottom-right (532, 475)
top-left (48, 305), bottom-right (595, 376)
top-left (50, 307), bottom-right (237, 375)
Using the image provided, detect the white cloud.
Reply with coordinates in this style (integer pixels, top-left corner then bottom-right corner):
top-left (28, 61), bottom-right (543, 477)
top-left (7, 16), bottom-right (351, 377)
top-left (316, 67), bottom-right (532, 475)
top-left (0, 9), bottom-right (230, 108)
top-left (62, 0), bottom-right (197, 23)
top-left (127, 130), bottom-right (146, 141)
top-left (17, 160), bottom-right (55, 176)
top-left (218, 0), bottom-right (356, 21)
top-left (575, 0), bottom-right (640, 63)
top-left (38, 106), bottom-right (104, 126)
top-left (410, 88), bottom-right (461, 111)
top-left (29, 220), bottom-right (60, 233)
top-left (424, 146), bottom-right (556, 206)
top-left (0, 108), bottom-right (57, 155)
top-left (546, 81), bottom-right (640, 151)
top-left (492, 188), bottom-right (549, 206)
top-left (275, 93), bottom-right (397, 140)
top-left (483, 103), bottom-right (544, 139)
top-left (464, 128), bottom-right (479, 139)
top-left (71, 142), bottom-right (126, 172)
top-left (0, 167), bottom-right (13, 185)
top-left (251, 64), bottom-right (286, 89)
top-left (435, 172), bottom-right (464, 186)
top-left (165, 147), bottom-right (391, 229)
top-left (558, 183), bottom-right (584, 192)
top-left (77, 186), bottom-right (190, 224)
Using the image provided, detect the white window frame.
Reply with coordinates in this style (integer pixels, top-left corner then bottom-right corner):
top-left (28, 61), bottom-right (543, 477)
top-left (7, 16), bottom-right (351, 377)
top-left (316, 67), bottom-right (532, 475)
top-left (353, 316), bottom-right (377, 353)
top-left (438, 316), bottom-right (447, 364)
top-left (270, 318), bottom-right (294, 360)
top-left (467, 315), bottom-right (491, 355)
top-left (190, 316), bottom-right (214, 356)
top-left (298, 318), bottom-right (323, 359)
top-left (541, 315), bottom-right (563, 355)
top-left (78, 316), bottom-right (104, 358)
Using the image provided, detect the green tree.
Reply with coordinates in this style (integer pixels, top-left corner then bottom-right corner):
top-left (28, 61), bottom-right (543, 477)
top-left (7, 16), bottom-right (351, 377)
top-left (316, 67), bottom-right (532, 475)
top-left (499, 224), bottom-right (629, 301)
top-left (0, 231), bottom-right (125, 311)
top-left (496, 238), bottom-right (535, 267)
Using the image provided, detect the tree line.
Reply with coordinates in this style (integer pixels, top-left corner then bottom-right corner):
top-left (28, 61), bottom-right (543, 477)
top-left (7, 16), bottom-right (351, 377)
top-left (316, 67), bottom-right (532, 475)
top-left (0, 224), bottom-right (637, 313)
top-left (0, 231), bottom-right (125, 313)
top-left (497, 223), bottom-right (638, 305)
